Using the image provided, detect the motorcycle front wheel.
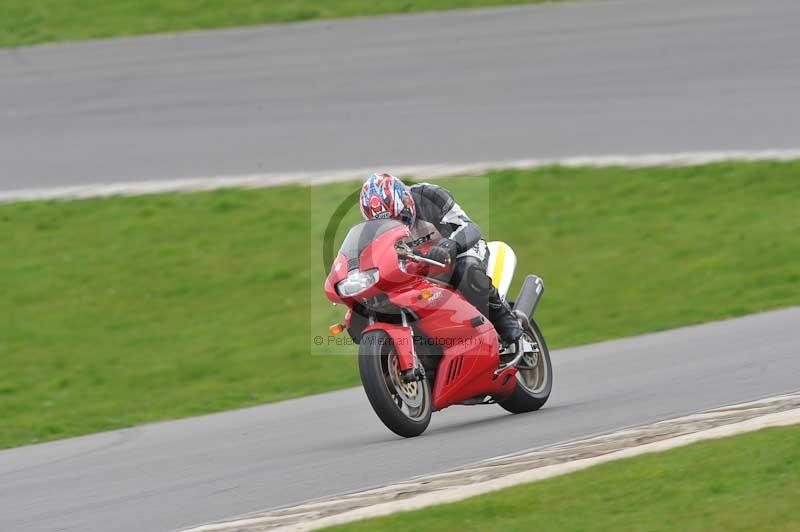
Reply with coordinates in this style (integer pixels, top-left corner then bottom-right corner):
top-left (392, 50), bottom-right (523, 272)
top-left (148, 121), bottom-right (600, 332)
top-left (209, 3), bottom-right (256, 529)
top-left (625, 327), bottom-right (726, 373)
top-left (358, 330), bottom-right (432, 438)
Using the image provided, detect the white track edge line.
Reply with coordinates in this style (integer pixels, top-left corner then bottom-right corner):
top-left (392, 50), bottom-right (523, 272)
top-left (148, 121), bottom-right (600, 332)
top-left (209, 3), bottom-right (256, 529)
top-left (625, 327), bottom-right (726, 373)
top-left (3, 149), bottom-right (799, 203)
top-left (184, 401), bottom-right (800, 532)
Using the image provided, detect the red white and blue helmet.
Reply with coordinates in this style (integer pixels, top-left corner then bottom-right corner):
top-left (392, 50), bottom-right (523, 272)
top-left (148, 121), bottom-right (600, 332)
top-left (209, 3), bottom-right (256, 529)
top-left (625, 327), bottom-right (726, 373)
top-left (359, 173), bottom-right (416, 225)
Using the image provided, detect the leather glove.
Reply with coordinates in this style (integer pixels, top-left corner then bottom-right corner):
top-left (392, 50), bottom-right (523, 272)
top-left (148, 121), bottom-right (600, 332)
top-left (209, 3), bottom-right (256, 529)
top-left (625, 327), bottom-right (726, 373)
top-left (424, 238), bottom-right (458, 265)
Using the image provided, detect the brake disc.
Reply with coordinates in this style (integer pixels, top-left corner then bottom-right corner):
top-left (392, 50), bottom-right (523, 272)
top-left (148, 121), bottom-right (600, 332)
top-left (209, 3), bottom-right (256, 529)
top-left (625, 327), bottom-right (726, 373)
top-left (387, 353), bottom-right (424, 409)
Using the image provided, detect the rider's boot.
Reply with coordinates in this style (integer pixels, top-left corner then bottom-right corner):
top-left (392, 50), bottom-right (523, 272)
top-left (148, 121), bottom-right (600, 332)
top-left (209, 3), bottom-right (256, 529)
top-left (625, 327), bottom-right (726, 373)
top-left (487, 287), bottom-right (523, 346)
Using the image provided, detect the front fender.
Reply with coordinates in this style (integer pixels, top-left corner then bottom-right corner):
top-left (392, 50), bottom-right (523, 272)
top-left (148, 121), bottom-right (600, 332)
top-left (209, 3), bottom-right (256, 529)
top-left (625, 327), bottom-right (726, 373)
top-left (361, 323), bottom-right (415, 371)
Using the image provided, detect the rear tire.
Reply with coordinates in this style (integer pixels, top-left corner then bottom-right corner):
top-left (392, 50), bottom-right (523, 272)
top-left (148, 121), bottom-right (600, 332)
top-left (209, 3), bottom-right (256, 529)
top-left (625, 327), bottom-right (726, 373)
top-left (358, 330), bottom-right (432, 437)
top-left (498, 319), bottom-right (553, 414)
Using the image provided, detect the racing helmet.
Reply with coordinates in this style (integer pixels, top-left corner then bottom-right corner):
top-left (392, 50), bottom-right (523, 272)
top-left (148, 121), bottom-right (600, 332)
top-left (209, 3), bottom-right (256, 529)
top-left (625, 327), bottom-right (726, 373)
top-left (359, 173), bottom-right (416, 225)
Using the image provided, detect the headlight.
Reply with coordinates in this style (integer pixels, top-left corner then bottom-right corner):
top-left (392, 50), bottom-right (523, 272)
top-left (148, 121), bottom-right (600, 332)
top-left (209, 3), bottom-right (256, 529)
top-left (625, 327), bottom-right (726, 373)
top-left (336, 268), bottom-right (380, 297)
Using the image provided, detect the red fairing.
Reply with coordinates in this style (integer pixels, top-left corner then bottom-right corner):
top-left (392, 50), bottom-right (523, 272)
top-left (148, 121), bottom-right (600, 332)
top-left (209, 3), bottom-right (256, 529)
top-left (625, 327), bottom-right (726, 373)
top-left (324, 220), bottom-right (515, 412)
top-left (324, 253), bottom-right (350, 304)
top-left (388, 286), bottom-right (516, 410)
top-left (358, 226), bottom-right (420, 290)
top-left (361, 323), bottom-right (415, 371)
top-left (324, 225), bottom-right (419, 305)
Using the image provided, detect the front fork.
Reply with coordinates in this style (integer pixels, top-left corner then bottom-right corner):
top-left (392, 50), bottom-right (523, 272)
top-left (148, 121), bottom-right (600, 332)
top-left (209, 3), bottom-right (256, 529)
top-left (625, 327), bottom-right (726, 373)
top-left (360, 311), bottom-right (426, 384)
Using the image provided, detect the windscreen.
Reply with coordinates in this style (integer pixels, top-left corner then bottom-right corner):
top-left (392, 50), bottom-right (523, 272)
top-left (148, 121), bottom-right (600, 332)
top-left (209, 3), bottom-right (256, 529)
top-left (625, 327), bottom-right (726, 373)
top-left (338, 219), bottom-right (404, 260)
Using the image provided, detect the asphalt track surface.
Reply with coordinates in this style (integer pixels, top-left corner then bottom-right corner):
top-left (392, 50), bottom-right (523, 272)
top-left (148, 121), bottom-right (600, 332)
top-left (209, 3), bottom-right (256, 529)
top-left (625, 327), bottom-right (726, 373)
top-left (1, 307), bottom-right (799, 532)
top-left (2, 0), bottom-right (800, 192)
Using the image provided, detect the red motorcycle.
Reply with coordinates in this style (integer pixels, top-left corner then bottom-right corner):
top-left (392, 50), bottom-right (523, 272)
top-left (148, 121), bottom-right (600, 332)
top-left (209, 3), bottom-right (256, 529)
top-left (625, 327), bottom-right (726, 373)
top-left (324, 219), bottom-right (552, 437)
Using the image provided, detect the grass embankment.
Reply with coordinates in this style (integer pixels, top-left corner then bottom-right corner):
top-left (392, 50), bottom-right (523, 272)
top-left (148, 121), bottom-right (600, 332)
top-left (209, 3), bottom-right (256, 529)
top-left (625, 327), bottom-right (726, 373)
top-left (2, 0), bottom-right (560, 48)
top-left (1, 161), bottom-right (799, 448)
top-left (327, 424), bottom-right (800, 532)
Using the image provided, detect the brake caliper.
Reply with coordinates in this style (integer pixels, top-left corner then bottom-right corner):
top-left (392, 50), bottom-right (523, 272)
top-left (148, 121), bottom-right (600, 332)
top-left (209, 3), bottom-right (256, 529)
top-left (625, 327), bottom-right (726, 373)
top-left (400, 367), bottom-right (426, 383)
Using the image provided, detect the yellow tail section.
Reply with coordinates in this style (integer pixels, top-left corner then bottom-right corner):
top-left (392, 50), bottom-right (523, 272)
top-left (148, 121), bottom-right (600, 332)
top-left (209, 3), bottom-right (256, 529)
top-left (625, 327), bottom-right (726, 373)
top-left (486, 241), bottom-right (517, 299)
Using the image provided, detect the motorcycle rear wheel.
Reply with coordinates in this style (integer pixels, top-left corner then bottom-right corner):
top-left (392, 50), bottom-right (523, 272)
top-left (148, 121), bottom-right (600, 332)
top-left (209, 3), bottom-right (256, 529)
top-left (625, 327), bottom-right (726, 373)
top-left (498, 319), bottom-right (553, 414)
top-left (358, 330), bottom-right (432, 437)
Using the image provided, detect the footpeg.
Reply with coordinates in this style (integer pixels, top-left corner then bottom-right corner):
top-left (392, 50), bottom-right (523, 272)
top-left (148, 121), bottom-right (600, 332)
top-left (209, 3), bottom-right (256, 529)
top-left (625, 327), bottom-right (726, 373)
top-left (494, 337), bottom-right (525, 378)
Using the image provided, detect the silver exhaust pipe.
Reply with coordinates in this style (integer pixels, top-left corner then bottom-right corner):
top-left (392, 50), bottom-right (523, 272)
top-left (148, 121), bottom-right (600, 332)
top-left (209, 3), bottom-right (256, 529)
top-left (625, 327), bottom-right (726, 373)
top-left (512, 275), bottom-right (544, 318)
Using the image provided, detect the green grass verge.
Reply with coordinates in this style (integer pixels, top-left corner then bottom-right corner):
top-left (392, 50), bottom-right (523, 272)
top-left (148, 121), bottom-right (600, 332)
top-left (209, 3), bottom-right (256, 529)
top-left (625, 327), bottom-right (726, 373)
top-left (1, 161), bottom-right (799, 449)
top-left (2, 0), bottom-right (561, 48)
top-left (326, 424), bottom-right (800, 532)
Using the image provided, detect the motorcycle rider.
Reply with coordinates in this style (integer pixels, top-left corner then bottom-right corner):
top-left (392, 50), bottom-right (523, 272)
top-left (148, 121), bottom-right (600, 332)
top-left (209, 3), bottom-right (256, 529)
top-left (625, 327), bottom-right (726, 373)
top-left (359, 173), bottom-right (523, 346)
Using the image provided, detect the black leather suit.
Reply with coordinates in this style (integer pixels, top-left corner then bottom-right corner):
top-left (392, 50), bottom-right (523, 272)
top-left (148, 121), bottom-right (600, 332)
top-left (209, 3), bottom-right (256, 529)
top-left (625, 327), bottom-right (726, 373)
top-left (406, 183), bottom-right (522, 345)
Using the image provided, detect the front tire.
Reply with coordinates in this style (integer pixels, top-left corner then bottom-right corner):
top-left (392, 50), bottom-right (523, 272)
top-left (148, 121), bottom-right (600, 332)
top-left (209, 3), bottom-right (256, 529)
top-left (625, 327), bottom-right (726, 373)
top-left (498, 319), bottom-right (553, 414)
top-left (358, 330), bottom-right (432, 437)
